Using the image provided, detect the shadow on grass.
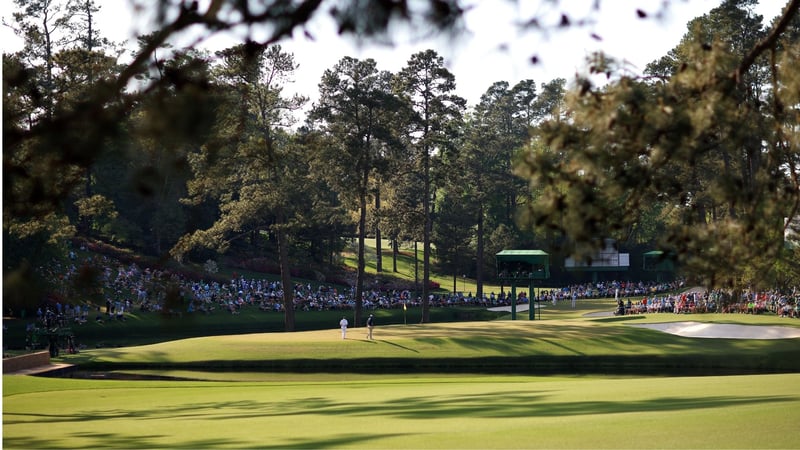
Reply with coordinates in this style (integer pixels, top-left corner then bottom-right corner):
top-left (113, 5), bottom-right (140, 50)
top-left (380, 340), bottom-right (420, 353)
top-left (349, 392), bottom-right (796, 420)
top-left (4, 382), bottom-right (795, 448)
top-left (5, 390), bottom-right (793, 425)
top-left (535, 337), bottom-right (585, 355)
top-left (594, 316), bottom-right (648, 322)
top-left (3, 431), bottom-right (401, 450)
top-left (268, 432), bottom-right (408, 449)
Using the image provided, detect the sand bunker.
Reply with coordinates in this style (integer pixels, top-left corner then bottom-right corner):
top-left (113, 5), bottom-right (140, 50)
top-left (628, 321), bottom-right (800, 339)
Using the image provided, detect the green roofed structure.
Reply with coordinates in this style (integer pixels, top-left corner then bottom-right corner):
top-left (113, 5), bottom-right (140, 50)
top-left (496, 250), bottom-right (550, 320)
top-left (496, 250), bottom-right (550, 280)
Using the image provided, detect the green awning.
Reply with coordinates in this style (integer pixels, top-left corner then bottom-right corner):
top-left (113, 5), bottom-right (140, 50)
top-left (496, 250), bottom-right (550, 280)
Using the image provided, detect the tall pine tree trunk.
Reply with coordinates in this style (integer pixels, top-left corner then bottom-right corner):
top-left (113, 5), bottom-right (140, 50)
top-left (476, 202), bottom-right (484, 299)
top-left (421, 145), bottom-right (431, 323)
top-left (277, 225), bottom-right (295, 331)
top-left (375, 186), bottom-right (382, 272)
top-left (392, 239), bottom-right (398, 272)
top-left (354, 169), bottom-right (369, 329)
top-left (414, 240), bottom-right (419, 299)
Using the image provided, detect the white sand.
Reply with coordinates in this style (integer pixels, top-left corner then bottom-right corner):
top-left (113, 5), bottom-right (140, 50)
top-left (628, 321), bottom-right (800, 339)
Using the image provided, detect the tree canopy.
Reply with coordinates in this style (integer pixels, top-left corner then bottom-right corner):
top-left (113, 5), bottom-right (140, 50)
top-left (4, 0), bottom-right (800, 320)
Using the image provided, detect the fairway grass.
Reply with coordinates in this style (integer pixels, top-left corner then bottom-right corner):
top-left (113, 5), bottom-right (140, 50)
top-left (4, 373), bottom-right (799, 449)
top-left (61, 317), bottom-right (800, 374)
top-left (5, 314), bottom-right (800, 448)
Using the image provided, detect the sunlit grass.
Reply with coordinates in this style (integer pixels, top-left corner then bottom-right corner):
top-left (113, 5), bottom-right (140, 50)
top-left (6, 311), bottom-right (800, 449)
top-left (341, 238), bottom-right (506, 294)
top-left (4, 373), bottom-right (799, 449)
top-left (61, 316), bottom-right (800, 372)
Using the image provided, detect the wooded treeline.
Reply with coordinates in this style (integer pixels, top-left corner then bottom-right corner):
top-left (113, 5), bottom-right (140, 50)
top-left (4, 0), bottom-right (800, 330)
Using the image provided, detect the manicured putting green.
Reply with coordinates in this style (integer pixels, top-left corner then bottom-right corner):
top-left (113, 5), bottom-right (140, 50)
top-left (4, 373), bottom-right (799, 448)
top-left (66, 318), bottom-right (800, 366)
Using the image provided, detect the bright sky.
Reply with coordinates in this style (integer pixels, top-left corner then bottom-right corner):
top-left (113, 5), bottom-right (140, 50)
top-left (1, 0), bottom-right (787, 107)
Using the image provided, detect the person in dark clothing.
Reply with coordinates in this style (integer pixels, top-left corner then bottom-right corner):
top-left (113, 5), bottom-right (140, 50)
top-left (366, 314), bottom-right (374, 340)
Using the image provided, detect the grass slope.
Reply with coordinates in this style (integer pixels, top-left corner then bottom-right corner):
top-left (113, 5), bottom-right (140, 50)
top-left (57, 312), bottom-right (800, 374)
top-left (3, 305), bottom-right (501, 350)
top-left (5, 313), bottom-right (800, 449)
top-left (4, 373), bottom-right (799, 449)
top-left (340, 238), bottom-right (505, 294)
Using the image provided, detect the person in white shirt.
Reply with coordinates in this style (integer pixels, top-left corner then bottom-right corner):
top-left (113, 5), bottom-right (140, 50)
top-left (339, 316), bottom-right (349, 339)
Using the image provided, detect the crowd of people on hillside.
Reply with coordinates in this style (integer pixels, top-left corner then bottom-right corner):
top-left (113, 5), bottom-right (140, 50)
top-left (537, 280), bottom-right (683, 303)
top-left (20, 252), bottom-right (800, 330)
top-left (614, 288), bottom-right (800, 317)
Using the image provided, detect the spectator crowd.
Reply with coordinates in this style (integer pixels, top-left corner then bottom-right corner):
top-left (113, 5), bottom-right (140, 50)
top-left (19, 251), bottom-right (800, 331)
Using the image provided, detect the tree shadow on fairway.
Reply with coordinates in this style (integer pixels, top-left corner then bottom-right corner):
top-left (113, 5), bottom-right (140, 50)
top-left (267, 432), bottom-right (407, 449)
top-left (446, 336), bottom-right (559, 354)
top-left (402, 323), bottom-right (607, 355)
top-left (14, 392), bottom-right (790, 426)
top-left (4, 433), bottom-right (248, 450)
top-left (284, 391), bottom-right (797, 420)
top-left (4, 391), bottom-right (795, 449)
top-left (379, 340), bottom-right (420, 352)
top-left (594, 316), bottom-right (648, 322)
top-left (2, 431), bottom-right (399, 450)
top-left (533, 337), bottom-right (585, 355)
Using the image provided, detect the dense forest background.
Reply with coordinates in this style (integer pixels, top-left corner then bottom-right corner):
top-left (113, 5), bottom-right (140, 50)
top-left (4, 0), bottom-right (800, 329)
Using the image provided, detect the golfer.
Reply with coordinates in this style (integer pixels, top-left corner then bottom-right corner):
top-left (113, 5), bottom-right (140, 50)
top-left (339, 316), bottom-right (349, 339)
top-left (366, 314), bottom-right (374, 340)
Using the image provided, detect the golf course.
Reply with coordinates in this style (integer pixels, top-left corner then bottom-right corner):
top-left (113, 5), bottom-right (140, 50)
top-left (4, 303), bottom-right (800, 449)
